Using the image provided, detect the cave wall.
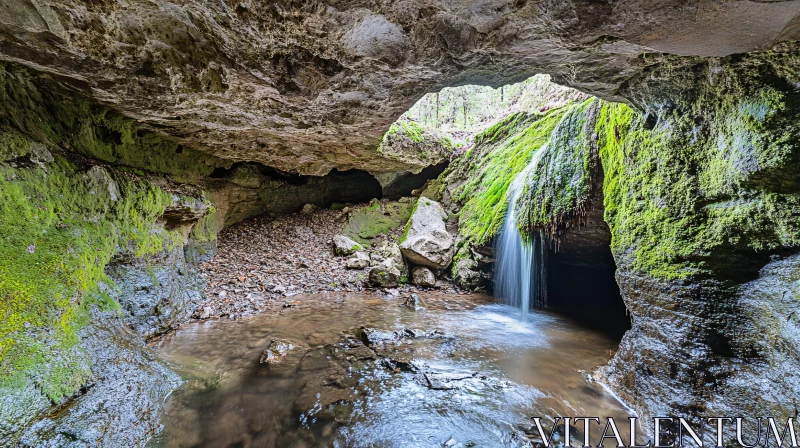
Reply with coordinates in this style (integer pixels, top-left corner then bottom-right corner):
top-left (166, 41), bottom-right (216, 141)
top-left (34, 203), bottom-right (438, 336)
top-left (0, 129), bottom-right (208, 443)
top-left (0, 64), bottom-right (218, 444)
top-left (594, 48), bottom-right (800, 437)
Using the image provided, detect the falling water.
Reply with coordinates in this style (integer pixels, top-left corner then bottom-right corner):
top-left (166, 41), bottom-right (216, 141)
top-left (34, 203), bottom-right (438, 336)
top-left (494, 149), bottom-right (546, 318)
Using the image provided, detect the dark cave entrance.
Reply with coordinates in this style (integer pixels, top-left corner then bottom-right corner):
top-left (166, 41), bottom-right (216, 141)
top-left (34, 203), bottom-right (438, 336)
top-left (539, 191), bottom-right (630, 339)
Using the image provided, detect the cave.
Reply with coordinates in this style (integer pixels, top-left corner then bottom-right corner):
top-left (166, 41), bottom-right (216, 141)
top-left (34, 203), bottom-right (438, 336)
top-left (2, 1), bottom-right (800, 446)
top-left (540, 187), bottom-right (630, 339)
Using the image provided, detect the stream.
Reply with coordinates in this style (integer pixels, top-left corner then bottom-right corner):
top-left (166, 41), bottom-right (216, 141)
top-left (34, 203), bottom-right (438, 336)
top-left (148, 292), bottom-right (634, 448)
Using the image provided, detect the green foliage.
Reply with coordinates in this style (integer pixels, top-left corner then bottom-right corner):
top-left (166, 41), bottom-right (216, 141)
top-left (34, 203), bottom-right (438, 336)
top-left (0, 129), bottom-right (186, 404)
top-left (448, 107), bottom-right (571, 248)
top-left (517, 99), bottom-right (598, 233)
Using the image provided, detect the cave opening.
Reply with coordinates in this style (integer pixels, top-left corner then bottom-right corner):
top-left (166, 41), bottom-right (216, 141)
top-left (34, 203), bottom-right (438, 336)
top-left (538, 191), bottom-right (630, 340)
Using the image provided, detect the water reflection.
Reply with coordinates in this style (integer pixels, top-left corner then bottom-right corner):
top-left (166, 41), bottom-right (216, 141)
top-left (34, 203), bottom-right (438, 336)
top-left (149, 293), bottom-right (636, 448)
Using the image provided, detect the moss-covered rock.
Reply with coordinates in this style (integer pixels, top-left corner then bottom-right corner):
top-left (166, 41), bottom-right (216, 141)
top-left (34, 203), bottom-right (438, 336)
top-left (593, 47), bottom-right (800, 431)
top-left (342, 200), bottom-right (415, 245)
top-left (516, 99), bottom-right (600, 236)
top-left (0, 127), bottom-right (209, 442)
top-left (0, 63), bottom-right (226, 184)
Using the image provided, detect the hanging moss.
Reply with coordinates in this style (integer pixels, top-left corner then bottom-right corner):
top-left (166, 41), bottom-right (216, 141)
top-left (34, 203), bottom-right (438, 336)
top-left (516, 98), bottom-right (599, 234)
top-left (448, 107), bottom-right (572, 248)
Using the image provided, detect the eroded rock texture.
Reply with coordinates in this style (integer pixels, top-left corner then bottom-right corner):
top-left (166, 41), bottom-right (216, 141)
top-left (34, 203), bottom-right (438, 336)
top-left (2, 0), bottom-right (799, 174)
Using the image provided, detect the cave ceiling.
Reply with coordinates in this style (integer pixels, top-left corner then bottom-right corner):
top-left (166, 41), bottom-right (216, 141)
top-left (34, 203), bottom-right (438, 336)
top-left (1, 0), bottom-right (798, 174)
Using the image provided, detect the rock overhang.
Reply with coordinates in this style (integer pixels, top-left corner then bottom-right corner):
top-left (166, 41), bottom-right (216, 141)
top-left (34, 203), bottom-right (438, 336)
top-left (1, 0), bottom-right (798, 175)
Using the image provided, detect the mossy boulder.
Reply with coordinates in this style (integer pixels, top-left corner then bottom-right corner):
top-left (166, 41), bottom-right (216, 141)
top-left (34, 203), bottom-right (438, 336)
top-left (342, 200), bottom-right (414, 245)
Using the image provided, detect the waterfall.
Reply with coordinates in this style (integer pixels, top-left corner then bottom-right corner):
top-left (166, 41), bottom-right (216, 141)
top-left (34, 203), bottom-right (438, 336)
top-left (494, 149), bottom-right (546, 318)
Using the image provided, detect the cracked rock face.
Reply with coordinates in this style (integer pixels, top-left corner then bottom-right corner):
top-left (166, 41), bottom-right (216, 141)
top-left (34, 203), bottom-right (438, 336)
top-left (2, 0), bottom-right (798, 174)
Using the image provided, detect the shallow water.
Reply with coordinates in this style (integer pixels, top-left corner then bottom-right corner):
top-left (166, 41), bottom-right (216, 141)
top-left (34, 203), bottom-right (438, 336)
top-left (149, 293), bottom-right (635, 448)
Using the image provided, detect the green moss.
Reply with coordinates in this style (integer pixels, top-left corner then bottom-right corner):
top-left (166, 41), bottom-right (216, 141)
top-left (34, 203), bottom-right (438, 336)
top-left (448, 107), bottom-right (571, 248)
top-left (399, 200), bottom-right (419, 244)
top-left (596, 48), bottom-right (800, 279)
top-left (517, 99), bottom-right (598, 233)
top-left (0, 63), bottom-right (226, 183)
top-left (344, 200), bottom-right (414, 245)
top-left (190, 209), bottom-right (221, 242)
top-left (0, 128), bottom-right (189, 405)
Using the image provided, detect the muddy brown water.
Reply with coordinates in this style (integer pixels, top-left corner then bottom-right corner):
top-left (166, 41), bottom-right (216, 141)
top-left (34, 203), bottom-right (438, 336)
top-left (148, 292), bottom-right (637, 448)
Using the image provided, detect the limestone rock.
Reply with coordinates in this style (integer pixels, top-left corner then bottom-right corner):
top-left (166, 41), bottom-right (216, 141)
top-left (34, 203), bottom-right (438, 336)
top-left (411, 266), bottom-right (436, 288)
top-left (374, 241), bottom-right (408, 277)
top-left (403, 293), bottom-right (427, 310)
top-left (345, 251), bottom-right (371, 269)
top-left (400, 197), bottom-right (455, 269)
top-left (0, 1), bottom-right (793, 175)
top-left (368, 263), bottom-right (401, 288)
top-left (333, 235), bottom-right (362, 256)
top-left (260, 339), bottom-right (308, 365)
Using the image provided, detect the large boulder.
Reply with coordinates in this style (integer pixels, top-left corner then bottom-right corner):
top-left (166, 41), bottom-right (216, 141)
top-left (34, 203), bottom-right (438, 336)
top-left (333, 234), bottom-right (362, 256)
top-left (400, 197), bottom-right (455, 269)
top-left (411, 266), bottom-right (436, 288)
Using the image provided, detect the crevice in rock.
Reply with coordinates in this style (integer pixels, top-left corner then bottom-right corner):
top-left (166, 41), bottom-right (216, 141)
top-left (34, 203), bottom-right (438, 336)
top-left (540, 177), bottom-right (630, 339)
top-left (380, 162), bottom-right (450, 199)
top-left (206, 162), bottom-right (385, 228)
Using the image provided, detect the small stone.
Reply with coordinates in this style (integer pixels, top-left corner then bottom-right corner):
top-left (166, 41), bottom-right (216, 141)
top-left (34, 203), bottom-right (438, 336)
top-left (411, 266), bottom-right (436, 287)
top-left (300, 203), bottom-right (318, 214)
top-left (346, 251), bottom-right (371, 269)
top-left (199, 306), bottom-right (213, 319)
top-left (333, 234), bottom-right (362, 256)
top-left (403, 293), bottom-right (426, 310)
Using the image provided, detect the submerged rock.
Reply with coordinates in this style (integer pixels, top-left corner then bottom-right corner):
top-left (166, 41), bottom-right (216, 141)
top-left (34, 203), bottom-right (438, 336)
top-left (411, 266), bottom-right (436, 287)
top-left (403, 293), bottom-right (427, 310)
top-left (12, 310), bottom-right (181, 447)
top-left (260, 339), bottom-right (308, 365)
top-left (333, 234), bottom-right (362, 256)
top-left (400, 197), bottom-right (455, 269)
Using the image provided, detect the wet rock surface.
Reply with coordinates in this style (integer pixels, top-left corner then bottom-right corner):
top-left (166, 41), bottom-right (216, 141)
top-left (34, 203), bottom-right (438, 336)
top-left (108, 245), bottom-right (206, 339)
top-left (16, 310), bottom-right (181, 447)
top-left (599, 252), bottom-right (800, 443)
